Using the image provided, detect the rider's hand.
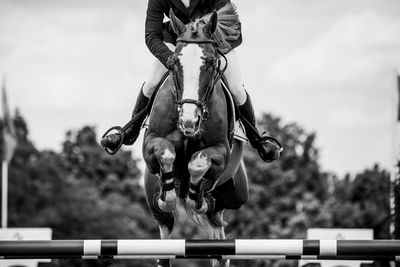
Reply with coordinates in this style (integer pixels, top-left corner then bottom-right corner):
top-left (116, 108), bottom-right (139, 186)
top-left (166, 55), bottom-right (177, 70)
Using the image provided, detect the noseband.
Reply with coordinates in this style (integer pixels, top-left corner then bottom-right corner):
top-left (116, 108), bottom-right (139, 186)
top-left (170, 38), bottom-right (227, 122)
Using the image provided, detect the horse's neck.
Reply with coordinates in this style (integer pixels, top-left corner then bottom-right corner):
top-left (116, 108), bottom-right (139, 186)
top-left (208, 82), bottom-right (228, 121)
top-left (149, 76), bottom-right (178, 125)
top-left (212, 81), bottom-right (226, 103)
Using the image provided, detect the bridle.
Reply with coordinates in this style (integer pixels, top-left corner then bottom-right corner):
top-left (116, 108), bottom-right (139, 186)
top-left (169, 37), bottom-right (227, 122)
top-left (168, 37), bottom-right (228, 209)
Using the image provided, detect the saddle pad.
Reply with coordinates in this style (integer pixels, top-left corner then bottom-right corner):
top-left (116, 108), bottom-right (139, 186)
top-left (233, 120), bottom-right (248, 143)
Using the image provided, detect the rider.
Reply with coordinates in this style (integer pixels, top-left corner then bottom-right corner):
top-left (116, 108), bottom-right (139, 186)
top-left (102, 0), bottom-right (281, 162)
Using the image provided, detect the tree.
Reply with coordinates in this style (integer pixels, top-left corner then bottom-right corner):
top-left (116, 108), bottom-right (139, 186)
top-left (327, 165), bottom-right (390, 238)
top-left (0, 111), bottom-right (392, 267)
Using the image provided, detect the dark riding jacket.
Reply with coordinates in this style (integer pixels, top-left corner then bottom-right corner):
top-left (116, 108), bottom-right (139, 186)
top-left (145, 0), bottom-right (242, 67)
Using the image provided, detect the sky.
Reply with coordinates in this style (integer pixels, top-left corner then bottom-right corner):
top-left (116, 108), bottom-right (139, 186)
top-left (0, 0), bottom-right (400, 176)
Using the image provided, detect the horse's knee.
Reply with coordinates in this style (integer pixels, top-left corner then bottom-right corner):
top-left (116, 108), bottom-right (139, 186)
top-left (188, 151), bottom-right (211, 181)
top-left (154, 142), bottom-right (176, 172)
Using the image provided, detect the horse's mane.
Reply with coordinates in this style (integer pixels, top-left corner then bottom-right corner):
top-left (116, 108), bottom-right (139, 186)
top-left (201, 2), bottom-right (241, 53)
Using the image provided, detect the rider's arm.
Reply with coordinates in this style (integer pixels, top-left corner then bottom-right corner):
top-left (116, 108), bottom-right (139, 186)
top-left (215, 0), bottom-right (230, 10)
top-left (145, 0), bottom-right (174, 68)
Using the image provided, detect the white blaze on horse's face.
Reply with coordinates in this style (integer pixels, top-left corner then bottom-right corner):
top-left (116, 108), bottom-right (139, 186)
top-left (178, 43), bottom-right (204, 136)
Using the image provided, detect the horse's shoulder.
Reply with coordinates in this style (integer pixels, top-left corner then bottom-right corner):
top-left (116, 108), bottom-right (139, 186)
top-left (161, 73), bottom-right (174, 88)
top-left (153, 73), bottom-right (174, 100)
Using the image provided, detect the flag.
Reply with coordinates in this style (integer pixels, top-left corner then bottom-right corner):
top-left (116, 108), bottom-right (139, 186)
top-left (1, 76), bottom-right (17, 163)
top-left (395, 74), bottom-right (400, 241)
top-left (398, 75), bottom-right (400, 121)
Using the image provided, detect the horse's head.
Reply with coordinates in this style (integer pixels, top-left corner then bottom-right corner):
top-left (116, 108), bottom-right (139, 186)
top-left (168, 10), bottom-right (220, 137)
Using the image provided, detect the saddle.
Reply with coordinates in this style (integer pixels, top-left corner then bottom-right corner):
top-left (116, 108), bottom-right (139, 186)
top-left (219, 76), bottom-right (248, 145)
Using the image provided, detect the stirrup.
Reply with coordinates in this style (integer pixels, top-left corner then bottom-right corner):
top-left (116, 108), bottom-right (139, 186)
top-left (261, 132), bottom-right (283, 150)
top-left (101, 126), bottom-right (124, 155)
top-left (101, 108), bottom-right (148, 155)
top-left (257, 131), bottom-right (283, 163)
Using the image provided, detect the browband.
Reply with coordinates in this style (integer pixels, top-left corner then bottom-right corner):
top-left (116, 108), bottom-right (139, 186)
top-left (176, 37), bottom-right (216, 44)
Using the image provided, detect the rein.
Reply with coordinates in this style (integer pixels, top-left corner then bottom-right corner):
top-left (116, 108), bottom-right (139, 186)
top-left (170, 38), bottom-right (227, 122)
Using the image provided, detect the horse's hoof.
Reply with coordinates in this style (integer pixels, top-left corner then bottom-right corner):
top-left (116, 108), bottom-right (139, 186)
top-left (157, 199), bottom-right (176, 212)
top-left (187, 198), bottom-right (208, 214)
top-left (157, 192), bottom-right (177, 212)
top-left (207, 211), bottom-right (227, 227)
top-left (188, 152), bottom-right (211, 179)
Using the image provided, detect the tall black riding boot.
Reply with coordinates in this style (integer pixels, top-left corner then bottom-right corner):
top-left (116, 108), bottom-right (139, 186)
top-left (101, 84), bottom-right (149, 151)
top-left (123, 83), bottom-right (150, 145)
top-left (238, 91), bottom-right (259, 148)
top-left (238, 91), bottom-right (281, 162)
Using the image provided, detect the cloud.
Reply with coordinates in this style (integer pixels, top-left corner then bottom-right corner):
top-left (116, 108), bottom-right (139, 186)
top-left (0, 0), bottom-right (151, 150)
top-left (259, 11), bottom-right (400, 174)
top-left (267, 11), bottom-right (400, 92)
top-left (328, 107), bottom-right (365, 128)
top-left (1, 1), bottom-right (399, 175)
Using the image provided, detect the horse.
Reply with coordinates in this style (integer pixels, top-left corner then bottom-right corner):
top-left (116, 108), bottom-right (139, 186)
top-left (142, 8), bottom-right (247, 267)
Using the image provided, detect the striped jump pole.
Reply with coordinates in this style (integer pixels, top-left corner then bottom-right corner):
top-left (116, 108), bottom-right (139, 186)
top-left (0, 239), bottom-right (399, 261)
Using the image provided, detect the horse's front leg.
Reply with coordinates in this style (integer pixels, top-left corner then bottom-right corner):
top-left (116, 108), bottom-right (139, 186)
top-left (144, 168), bottom-right (174, 267)
top-left (186, 145), bottom-right (227, 214)
top-left (144, 136), bottom-right (178, 213)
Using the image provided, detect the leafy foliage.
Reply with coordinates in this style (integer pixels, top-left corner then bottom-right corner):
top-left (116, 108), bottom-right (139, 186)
top-left (0, 110), bottom-right (391, 267)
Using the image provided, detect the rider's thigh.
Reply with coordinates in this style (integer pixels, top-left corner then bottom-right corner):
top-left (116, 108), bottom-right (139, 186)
top-left (222, 49), bottom-right (247, 105)
top-left (143, 43), bottom-right (176, 97)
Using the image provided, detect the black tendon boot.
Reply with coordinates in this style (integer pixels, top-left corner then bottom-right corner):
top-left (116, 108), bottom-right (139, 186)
top-left (238, 91), bottom-right (281, 162)
top-left (102, 84), bottom-right (149, 151)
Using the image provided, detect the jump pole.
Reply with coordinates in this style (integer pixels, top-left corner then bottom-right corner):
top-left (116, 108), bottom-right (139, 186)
top-left (0, 239), bottom-right (400, 260)
top-left (1, 255), bottom-right (399, 261)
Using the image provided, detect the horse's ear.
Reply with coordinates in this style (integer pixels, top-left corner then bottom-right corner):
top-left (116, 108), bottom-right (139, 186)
top-left (169, 9), bottom-right (185, 35)
top-left (204, 10), bottom-right (218, 35)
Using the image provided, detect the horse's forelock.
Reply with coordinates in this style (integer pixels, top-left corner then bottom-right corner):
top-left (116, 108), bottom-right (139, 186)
top-left (187, 18), bottom-right (207, 39)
